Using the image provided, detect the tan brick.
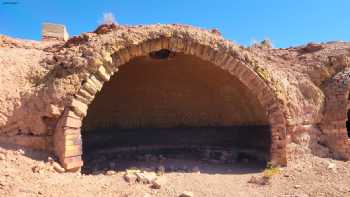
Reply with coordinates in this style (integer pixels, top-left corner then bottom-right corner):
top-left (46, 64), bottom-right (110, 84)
top-left (175, 38), bottom-right (185, 51)
top-left (169, 37), bottom-right (178, 51)
top-left (82, 80), bottom-right (99, 95)
top-left (64, 110), bottom-right (81, 119)
top-left (75, 94), bottom-right (90, 105)
top-left (161, 38), bottom-right (170, 49)
top-left (65, 136), bottom-right (82, 146)
top-left (220, 56), bottom-right (236, 71)
top-left (101, 51), bottom-right (113, 64)
top-left (64, 134), bottom-right (81, 141)
top-left (202, 47), bottom-right (216, 62)
top-left (96, 66), bottom-right (110, 82)
top-left (190, 43), bottom-right (203, 56)
top-left (214, 53), bottom-right (229, 66)
top-left (70, 99), bottom-right (88, 117)
top-left (62, 156), bottom-right (83, 170)
top-left (119, 48), bottom-right (131, 63)
top-left (89, 75), bottom-right (103, 90)
top-left (184, 40), bottom-right (193, 55)
top-left (111, 53), bottom-right (125, 67)
top-left (141, 41), bottom-right (152, 54)
top-left (63, 127), bottom-right (81, 135)
top-left (150, 39), bottom-right (163, 51)
top-left (63, 145), bottom-right (82, 157)
top-left (77, 88), bottom-right (94, 102)
top-left (129, 45), bottom-right (143, 58)
top-left (61, 116), bottom-right (82, 128)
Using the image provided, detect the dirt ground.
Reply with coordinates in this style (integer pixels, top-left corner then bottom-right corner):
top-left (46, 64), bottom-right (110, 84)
top-left (0, 144), bottom-right (349, 197)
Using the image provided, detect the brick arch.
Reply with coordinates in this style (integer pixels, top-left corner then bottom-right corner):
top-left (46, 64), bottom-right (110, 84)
top-left (321, 69), bottom-right (350, 160)
top-left (53, 37), bottom-right (287, 170)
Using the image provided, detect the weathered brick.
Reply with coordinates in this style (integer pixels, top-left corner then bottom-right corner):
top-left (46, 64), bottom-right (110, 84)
top-left (62, 156), bottom-right (83, 170)
top-left (61, 116), bottom-right (82, 128)
top-left (70, 99), bottom-right (88, 117)
top-left (63, 144), bottom-right (82, 157)
top-left (96, 66), bottom-right (110, 82)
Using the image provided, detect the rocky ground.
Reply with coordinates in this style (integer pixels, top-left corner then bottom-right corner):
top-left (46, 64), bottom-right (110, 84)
top-left (0, 144), bottom-right (350, 197)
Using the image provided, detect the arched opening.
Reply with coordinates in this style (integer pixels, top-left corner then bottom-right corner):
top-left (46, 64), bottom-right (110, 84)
top-left (81, 50), bottom-right (271, 173)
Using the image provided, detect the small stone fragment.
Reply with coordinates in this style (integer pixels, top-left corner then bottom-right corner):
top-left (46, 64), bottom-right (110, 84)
top-left (151, 177), bottom-right (166, 189)
top-left (294, 185), bottom-right (301, 189)
top-left (248, 176), bottom-right (270, 185)
top-left (52, 162), bottom-right (65, 173)
top-left (124, 173), bottom-right (137, 183)
top-left (105, 170), bottom-right (116, 176)
top-left (327, 163), bottom-right (336, 172)
top-left (136, 172), bottom-right (157, 184)
top-left (0, 153), bottom-right (5, 160)
top-left (16, 149), bottom-right (25, 155)
top-left (47, 156), bottom-right (54, 163)
top-left (179, 191), bottom-right (194, 197)
top-left (32, 165), bottom-right (43, 173)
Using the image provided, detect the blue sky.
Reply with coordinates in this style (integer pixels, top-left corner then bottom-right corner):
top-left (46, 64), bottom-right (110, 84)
top-left (0, 0), bottom-right (349, 48)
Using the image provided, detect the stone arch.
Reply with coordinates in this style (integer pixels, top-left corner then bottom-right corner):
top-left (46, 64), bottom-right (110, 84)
top-left (321, 69), bottom-right (350, 159)
top-left (53, 36), bottom-right (287, 170)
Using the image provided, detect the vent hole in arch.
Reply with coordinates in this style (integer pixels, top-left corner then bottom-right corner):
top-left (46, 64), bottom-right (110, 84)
top-left (149, 49), bottom-right (172, 60)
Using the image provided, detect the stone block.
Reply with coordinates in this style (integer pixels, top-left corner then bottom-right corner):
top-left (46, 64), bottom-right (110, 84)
top-left (63, 127), bottom-right (81, 135)
top-left (141, 41), bottom-right (152, 54)
top-left (96, 66), bottom-right (111, 82)
top-left (119, 48), bottom-right (131, 63)
top-left (129, 45), bottom-right (143, 58)
top-left (63, 144), bottom-right (82, 157)
top-left (62, 156), bottom-right (83, 170)
top-left (75, 94), bottom-right (91, 105)
top-left (61, 116), bottom-right (82, 128)
top-left (70, 99), bottom-right (88, 117)
top-left (42, 23), bottom-right (69, 41)
top-left (65, 136), bottom-right (82, 146)
top-left (190, 43), bottom-right (203, 56)
top-left (150, 39), bottom-right (163, 52)
top-left (82, 80), bottom-right (99, 95)
top-left (161, 38), bottom-right (170, 49)
top-left (77, 88), bottom-right (94, 101)
top-left (89, 75), bottom-right (103, 90)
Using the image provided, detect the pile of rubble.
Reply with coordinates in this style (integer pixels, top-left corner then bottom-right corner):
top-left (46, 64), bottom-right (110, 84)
top-left (83, 147), bottom-right (267, 174)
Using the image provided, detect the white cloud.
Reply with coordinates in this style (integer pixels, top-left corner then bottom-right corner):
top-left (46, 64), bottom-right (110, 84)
top-left (100, 12), bottom-right (117, 25)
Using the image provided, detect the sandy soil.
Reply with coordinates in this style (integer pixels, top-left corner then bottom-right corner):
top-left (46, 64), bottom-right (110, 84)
top-left (0, 144), bottom-right (349, 197)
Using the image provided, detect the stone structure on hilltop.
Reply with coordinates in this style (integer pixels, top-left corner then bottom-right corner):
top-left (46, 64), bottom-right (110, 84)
top-left (0, 23), bottom-right (350, 171)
